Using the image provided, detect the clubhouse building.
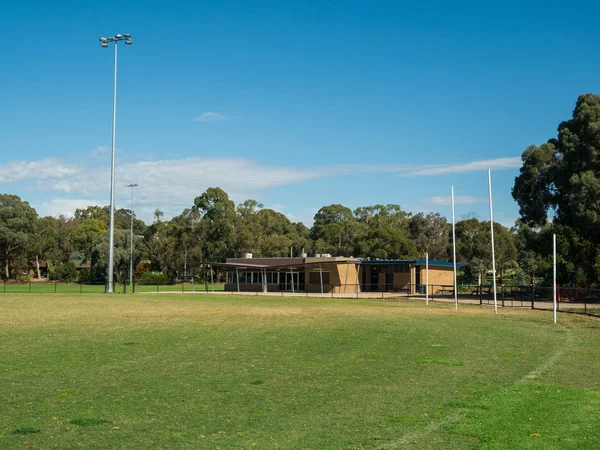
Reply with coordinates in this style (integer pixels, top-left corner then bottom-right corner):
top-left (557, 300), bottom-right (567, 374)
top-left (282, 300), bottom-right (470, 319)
top-left (214, 255), bottom-right (456, 294)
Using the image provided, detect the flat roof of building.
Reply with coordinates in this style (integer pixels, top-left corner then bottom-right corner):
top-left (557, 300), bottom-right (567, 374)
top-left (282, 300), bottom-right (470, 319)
top-left (214, 257), bottom-right (460, 269)
top-left (361, 259), bottom-right (460, 268)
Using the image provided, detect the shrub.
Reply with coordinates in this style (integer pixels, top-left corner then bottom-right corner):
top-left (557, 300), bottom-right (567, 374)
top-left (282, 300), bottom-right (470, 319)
top-left (51, 262), bottom-right (78, 283)
top-left (138, 272), bottom-right (169, 285)
top-left (78, 268), bottom-right (91, 282)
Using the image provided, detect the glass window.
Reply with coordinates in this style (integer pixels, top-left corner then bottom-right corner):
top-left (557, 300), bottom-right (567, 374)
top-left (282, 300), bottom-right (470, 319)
top-left (394, 264), bottom-right (409, 273)
top-left (309, 271), bottom-right (330, 284)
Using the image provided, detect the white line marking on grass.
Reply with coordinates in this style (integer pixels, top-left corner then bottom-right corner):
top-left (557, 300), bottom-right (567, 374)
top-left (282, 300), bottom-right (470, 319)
top-left (380, 324), bottom-right (574, 449)
top-left (519, 325), bottom-right (574, 383)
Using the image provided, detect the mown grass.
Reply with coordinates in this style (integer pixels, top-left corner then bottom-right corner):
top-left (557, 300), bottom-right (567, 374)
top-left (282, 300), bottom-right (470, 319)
top-left (0, 282), bottom-right (224, 294)
top-left (1, 294), bottom-right (599, 448)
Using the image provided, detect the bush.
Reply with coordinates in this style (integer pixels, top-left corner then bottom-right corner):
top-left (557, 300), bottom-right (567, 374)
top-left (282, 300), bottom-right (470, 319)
top-left (78, 268), bottom-right (91, 282)
top-left (51, 262), bottom-right (78, 283)
top-left (138, 272), bottom-right (170, 285)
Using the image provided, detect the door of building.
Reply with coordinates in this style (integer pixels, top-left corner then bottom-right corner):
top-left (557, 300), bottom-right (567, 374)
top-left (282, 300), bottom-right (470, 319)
top-left (370, 268), bottom-right (379, 292)
top-left (386, 272), bottom-right (394, 291)
top-left (283, 272), bottom-right (300, 291)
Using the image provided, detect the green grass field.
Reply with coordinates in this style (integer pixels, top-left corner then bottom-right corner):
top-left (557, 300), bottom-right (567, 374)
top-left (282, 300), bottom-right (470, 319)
top-left (0, 282), bottom-right (225, 294)
top-left (1, 294), bottom-right (599, 449)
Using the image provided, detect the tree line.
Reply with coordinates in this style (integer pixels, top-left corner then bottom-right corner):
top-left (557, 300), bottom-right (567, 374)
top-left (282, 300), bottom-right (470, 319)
top-left (0, 187), bottom-right (523, 285)
top-left (2, 93), bottom-right (599, 286)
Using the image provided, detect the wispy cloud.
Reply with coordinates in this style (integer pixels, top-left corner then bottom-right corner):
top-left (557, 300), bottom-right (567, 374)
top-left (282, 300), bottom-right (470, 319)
top-left (193, 112), bottom-right (228, 122)
top-left (42, 198), bottom-right (102, 218)
top-left (0, 158), bottom-right (79, 183)
top-left (406, 157), bottom-right (522, 176)
top-left (427, 196), bottom-right (486, 206)
top-left (27, 157), bottom-right (325, 220)
top-left (4, 154), bottom-right (522, 223)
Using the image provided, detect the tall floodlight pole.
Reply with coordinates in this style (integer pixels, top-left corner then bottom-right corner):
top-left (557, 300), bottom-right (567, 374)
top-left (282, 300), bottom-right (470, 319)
top-left (127, 183), bottom-right (138, 291)
top-left (488, 169), bottom-right (498, 314)
top-left (451, 186), bottom-right (458, 310)
top-left (553, 233), bottom-right (557, 323)
top-left (100, 33), bottom-right (133, 293)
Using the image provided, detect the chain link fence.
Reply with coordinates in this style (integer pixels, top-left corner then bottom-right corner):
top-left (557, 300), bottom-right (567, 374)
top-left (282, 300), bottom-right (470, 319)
top-left (3, 281), bottom-right (599, 317)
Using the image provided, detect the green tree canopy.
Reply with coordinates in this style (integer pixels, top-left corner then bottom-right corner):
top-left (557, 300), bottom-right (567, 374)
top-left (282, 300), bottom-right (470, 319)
top-left (194, 187), bottom-right (236, 261)
top-left (0, 194), bottom-right (38, 279)
top-left (512, 93), bottom-right (600, 284)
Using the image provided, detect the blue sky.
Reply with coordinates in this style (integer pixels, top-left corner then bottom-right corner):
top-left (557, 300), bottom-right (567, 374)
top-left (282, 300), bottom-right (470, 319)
top-left (1, 0), bottom-right (599, 226)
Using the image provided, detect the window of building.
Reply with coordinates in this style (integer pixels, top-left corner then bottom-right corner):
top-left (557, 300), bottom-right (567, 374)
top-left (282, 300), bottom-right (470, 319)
top-left (309, 271), bottom-right (330, 284)
top-left (394, 264), bottom-right (409, 273)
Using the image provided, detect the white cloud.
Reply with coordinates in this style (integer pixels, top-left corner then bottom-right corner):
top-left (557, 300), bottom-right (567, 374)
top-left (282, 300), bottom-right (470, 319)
top-left (0, 158), bottom-right (79, 183)
top-left (193, 112), bottom-right (228, 122)
top-left (1, 154), bottom-right (522, 223)
top-left (427, 196), bottom-right (486, 206)
top-left (19, 157), bottom-right (325, 222)
top-left (406, 157), bottom-right (522, 176)
top-left (39, 198), bottom-right (102, 218)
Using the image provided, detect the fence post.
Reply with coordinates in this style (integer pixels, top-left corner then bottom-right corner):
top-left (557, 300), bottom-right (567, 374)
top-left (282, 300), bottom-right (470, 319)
top-left (29, 282), bottom-right (31, 293)
top-left (156, 284), bottom-right (159, 293)
top-left (80, 284), bottom-right (83, 294)
top-left (55, 283), bottom-right (57, 293)
top-left (501, 286), bottom-right (505, 308)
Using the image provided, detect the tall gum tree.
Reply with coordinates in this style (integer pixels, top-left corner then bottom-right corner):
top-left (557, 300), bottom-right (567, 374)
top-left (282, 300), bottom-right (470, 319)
top-left (0, 194), bottom-right (38, 279)
top-left (513, 93), bottom-right (600, 284)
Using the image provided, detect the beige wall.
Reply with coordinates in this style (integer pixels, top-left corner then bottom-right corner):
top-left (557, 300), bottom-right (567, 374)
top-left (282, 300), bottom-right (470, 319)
top-left (418, 266), bottom-right (454, 286)
top-left (417, 265), bottom-right (454, 295)
top-left (305, 261), bottom-right (360, 293)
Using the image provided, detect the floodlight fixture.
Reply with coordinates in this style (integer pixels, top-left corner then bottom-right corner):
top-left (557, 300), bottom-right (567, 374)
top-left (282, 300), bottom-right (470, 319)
top-left (123, 33), bottom-right (131, 38)
top-left (116, 34), bottom-right (123, 39)
top-left (125, 39), bottom-right (132, 45)
top-left (101, 42), bottom-right (108, 48)
top-left (100, 37), bottom-right (107, 42)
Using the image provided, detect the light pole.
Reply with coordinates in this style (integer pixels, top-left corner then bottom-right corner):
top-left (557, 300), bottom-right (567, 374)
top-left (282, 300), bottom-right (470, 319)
top-left (100, 33), bottom-right (132, 293)
top-left (127, 183), bottom-right (138, 292)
